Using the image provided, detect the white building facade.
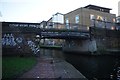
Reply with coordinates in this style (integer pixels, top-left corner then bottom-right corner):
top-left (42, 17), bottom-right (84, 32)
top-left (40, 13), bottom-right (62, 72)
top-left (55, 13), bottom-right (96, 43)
top-left (117, 1), bottom-right (120, 24)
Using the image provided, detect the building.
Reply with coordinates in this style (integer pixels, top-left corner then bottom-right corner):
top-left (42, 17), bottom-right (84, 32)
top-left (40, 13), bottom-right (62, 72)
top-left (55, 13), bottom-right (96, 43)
top-left (116, 16), bottom-right (120, 23)
top-left (118, 1), bottom-right (120, 16)
top-left (64, 4), bottom-right (116, 30)
top-left (116, 1), bottom-right (120, 30)
top-left (62, 5), bottom-right (120, 53)
top-left (40, 13), bottom-right (64, 46)
top-left (51, 12), bottom-right (64, 24)
top-left (116, 16), bottom-right (120, 30)
top-left (47, 12), bottom-right (64, 29)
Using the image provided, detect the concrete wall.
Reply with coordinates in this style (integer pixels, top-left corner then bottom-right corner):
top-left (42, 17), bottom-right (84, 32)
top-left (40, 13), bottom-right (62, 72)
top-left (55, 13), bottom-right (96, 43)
top-left (2, 22), bottom-right (41, 56)
top-left (62, 39), bottom-right (97, 53)
top-left (91, 27), bottom-right (120, 52)
top-left (62, 37), bottom-right (120, 54)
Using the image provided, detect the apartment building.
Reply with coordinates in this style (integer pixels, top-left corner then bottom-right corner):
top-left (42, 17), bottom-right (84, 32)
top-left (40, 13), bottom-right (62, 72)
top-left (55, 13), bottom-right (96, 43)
top-left (64, 5), bottom-right (116, 30)
top-left (40, 13), bottom-right (64, 46)
top-left (47, 12), bottom-right (64, 29)
top-left (40, 5), bottom-right (117, 46)
top-left (116, 16), bottom-right (120, 30)
top-left (118, 1), bottom-right (120, 16)
top-left (116, 1), bottom-right (120, 29)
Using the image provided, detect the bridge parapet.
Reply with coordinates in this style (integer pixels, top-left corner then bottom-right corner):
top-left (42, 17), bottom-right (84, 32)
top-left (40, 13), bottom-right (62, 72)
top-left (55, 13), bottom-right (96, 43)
top-left (45, 22), bottom-right (89, 31)
top-left (2, 22), bottom-right (41, 34)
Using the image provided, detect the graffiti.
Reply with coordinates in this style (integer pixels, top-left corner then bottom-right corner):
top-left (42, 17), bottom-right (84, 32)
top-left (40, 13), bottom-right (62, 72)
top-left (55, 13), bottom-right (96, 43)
top-left (9, 24), bottom-right (40, 28)
top-left (2, 34), bottom-right (16, 46)
top-left (2, 33), bottom-right (40, 55)
top-left (27, 40), bottom-right (40, 54)
top-left (16, 37), bottom-right (23, 43)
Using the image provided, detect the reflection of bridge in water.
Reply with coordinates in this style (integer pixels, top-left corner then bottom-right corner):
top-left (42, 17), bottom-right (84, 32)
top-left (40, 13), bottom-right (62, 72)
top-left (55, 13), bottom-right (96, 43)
top-left (2, 21), bottom-right (120, 56)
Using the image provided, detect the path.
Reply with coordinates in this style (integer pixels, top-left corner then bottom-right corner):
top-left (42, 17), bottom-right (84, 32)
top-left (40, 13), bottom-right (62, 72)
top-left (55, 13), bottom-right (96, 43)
top-left (18, 54), bottom-right (87, 79)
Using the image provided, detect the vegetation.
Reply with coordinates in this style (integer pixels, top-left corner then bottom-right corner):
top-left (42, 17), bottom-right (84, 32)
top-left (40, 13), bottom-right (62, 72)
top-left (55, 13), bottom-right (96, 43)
top-left (2, 56), bottom-right (37, 78)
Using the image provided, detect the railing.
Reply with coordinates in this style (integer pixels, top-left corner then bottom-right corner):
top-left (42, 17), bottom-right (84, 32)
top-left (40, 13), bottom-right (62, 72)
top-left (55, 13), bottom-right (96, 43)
top-left (45, 22), bottom-right (89, 31)
top-left (2, 21), bottom-right (119, 33)
top-left (40, 21), bottom-right (120, 33)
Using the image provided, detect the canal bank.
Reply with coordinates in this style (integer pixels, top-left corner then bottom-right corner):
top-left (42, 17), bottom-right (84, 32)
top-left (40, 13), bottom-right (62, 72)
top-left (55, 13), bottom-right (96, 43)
top-left (19, 50), bottom-right (87, 79)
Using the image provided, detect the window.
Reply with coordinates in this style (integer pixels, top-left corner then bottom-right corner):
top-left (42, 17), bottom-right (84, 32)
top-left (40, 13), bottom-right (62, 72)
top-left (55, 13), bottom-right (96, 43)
top-left (65, 18), bottom-right (69, 23)
top-left (100, 9), bottom-right (104, 12)
top-left (90, 14), bottom-right (95, 26)
top-left (90, 14), bottom-right (95, 20)
top-left (112, 18), bottom-right (116, 22)
top-left (116, 17), bottom-right (120, 23)
top-left (106, 23), bottom-right (113, 29)
top-left (97, 21), bottom-right (104, 28)
top-left (90, 20), bottom-right (95, 27)
top-left (75, 15), bottom-right (79, 23)
top-left (87, 26), bottom-right (89, 30)
top-left (65, 18), bottom-right (69, 29)
top-left (103, 17), bottom-right (107, 21)
top-left (97, 15), bottom-right (103, 21)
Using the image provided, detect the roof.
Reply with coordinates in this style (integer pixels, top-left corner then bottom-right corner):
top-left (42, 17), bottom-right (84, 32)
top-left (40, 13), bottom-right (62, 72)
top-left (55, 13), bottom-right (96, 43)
top-left (65, 4), bottom-right (113, 15)
top-left (54, 12), bottom-right (64, 15)
top-left (84, 4), bottom-right (112, 10)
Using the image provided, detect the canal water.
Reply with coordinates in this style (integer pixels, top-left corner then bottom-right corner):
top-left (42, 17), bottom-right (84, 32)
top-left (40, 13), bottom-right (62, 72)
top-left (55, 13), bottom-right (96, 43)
top-left (40, 49), bottom-right (120, 80)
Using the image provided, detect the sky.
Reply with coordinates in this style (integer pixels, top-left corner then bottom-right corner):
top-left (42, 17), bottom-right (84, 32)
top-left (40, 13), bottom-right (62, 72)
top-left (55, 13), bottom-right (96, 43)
top-left (0, 0), bottom-right (120, 23)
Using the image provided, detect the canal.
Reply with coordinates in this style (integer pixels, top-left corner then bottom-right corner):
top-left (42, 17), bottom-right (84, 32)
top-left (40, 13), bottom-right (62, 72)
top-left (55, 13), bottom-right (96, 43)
top-left (40, 48), bottom-right (120, 80)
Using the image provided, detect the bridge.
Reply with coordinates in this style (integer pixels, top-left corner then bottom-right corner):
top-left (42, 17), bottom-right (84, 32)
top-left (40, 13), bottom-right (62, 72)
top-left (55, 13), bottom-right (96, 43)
top-left (2, 21), bottom-right (120, 56)
top-left (2, 22), bottom-right (91, 39)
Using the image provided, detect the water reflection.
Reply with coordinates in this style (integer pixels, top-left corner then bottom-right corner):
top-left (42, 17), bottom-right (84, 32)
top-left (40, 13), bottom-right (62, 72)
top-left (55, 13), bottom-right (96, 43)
top-left (40, 49), bottom-right (64, 59)
top-left (63, 53), bottom-right (119, 79)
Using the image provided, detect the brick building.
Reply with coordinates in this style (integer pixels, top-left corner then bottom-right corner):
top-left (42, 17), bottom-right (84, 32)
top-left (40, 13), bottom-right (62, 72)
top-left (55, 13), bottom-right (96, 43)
top-left (64, 5), bottom-right (116, 30)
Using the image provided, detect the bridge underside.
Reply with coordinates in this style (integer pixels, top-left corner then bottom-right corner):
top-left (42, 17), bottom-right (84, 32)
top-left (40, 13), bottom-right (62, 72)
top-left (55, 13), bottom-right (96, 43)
top-left (62, 39), bottom-right (97, 53)
top-left (41, 35), bottom-right (90, 39)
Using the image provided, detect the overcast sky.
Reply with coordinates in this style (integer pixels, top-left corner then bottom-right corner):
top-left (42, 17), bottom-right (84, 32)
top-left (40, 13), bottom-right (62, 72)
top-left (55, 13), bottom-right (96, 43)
top-left (0, 0), bottom-right (120, 22)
